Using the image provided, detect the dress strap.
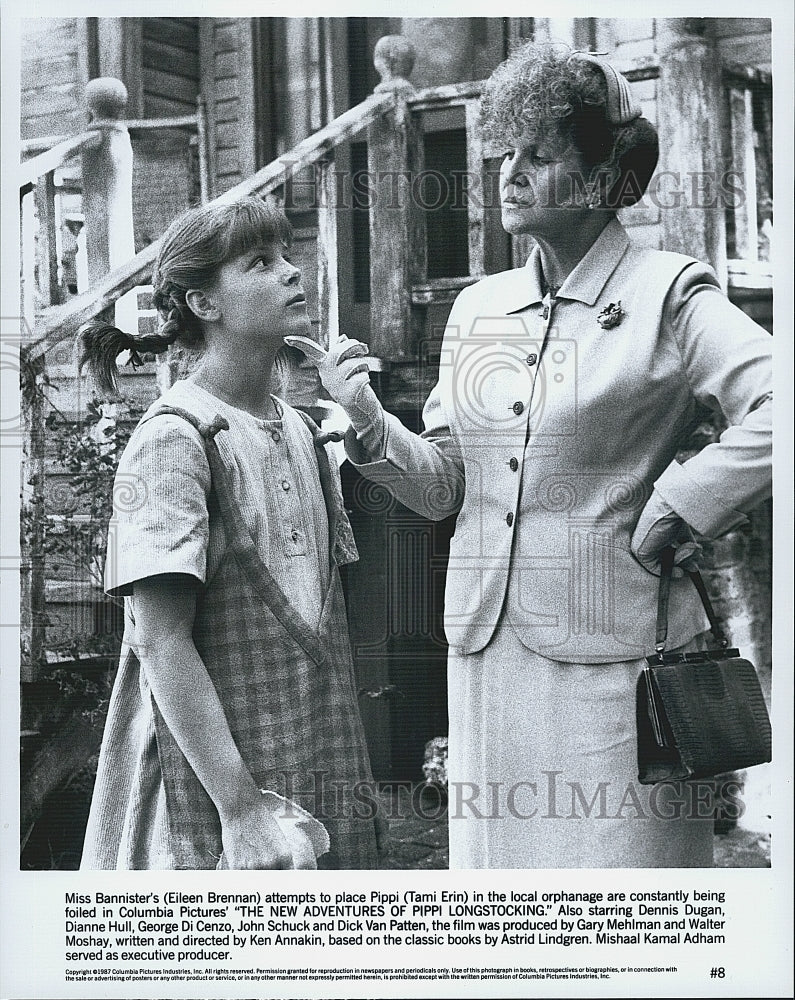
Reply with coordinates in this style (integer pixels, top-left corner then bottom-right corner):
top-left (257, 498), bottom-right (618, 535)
top-left (294, 409), bottom-right (359, 568)
top-left (148, 405), bottom-right (328, 666)
top-left (146, 404), bottom-right (228, 441)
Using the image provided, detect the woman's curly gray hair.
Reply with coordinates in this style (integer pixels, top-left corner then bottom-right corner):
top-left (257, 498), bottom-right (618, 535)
top-left (480, 41), bottom-right (658, 208)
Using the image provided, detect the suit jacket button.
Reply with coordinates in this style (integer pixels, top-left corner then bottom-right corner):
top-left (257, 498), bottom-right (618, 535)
top-left (512, 400), bottom-right (524, 415)
top-left (506, 512), bottom-right (514, 527)
top-left (526, 353), bottom-right (537, 366)
top-left (509, 457), bottom-right (519, 472)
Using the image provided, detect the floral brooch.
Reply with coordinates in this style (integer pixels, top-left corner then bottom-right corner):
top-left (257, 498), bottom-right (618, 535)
top-left (597, 301), bottom-right (625, 329)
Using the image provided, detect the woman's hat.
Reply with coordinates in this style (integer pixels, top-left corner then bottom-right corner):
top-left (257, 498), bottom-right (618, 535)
top-left (569, 52), bottom-right (642, 125)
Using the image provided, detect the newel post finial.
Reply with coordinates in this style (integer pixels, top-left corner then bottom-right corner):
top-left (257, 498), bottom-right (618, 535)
top-left (82, 76), bottom-right (137, 330)
top-left (373, 35), bottom-right (416, 96)
top-left (85, 76), bottom-right (129, 123)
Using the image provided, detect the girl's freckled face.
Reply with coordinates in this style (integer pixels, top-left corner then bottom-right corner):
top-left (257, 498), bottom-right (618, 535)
top-left (207, 242), bottom-right (312, 342)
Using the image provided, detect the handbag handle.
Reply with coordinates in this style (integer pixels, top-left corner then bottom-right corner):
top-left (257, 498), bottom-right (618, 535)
top-left (655, 545), bottom-right (730, 653)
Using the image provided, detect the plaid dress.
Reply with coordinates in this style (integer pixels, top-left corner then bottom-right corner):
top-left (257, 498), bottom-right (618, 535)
top-left (81, 392), bottom-right (379, 870)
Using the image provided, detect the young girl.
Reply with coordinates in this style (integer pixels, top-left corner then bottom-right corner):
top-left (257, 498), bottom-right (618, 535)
top-left (79, 197), bottom-right (383, 870)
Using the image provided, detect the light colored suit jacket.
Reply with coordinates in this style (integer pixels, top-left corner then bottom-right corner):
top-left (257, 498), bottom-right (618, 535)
top-left (346, 219), bottom-right (772, 660)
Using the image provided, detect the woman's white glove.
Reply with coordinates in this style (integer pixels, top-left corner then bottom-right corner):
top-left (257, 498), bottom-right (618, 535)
top-left (630, 492), bottom-right (702, 577)
top-left (284, 334), bottom-right (384, 437)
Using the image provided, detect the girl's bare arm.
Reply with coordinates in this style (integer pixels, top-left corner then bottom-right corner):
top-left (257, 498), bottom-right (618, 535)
top-left (132, 574), bottom-right (296, 869)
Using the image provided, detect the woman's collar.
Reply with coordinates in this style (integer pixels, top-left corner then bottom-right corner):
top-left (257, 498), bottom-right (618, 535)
top-left (519, 217), bottom-right (631, 307)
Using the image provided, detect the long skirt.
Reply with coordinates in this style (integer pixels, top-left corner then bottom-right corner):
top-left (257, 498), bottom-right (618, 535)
top-left (447, 619), bottom-right (715, 868)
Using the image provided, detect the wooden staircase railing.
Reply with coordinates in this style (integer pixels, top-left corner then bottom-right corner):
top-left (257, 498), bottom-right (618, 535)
top-left (24, 58), bottom-right (772, 364)
top-left (20, 78), bottom-right (210, 337)
top-left (27, 91), bottom-right (395, 361)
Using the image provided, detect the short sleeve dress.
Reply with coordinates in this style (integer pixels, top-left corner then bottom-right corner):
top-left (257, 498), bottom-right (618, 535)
top-left (81, 379), bottom-right (379, 869)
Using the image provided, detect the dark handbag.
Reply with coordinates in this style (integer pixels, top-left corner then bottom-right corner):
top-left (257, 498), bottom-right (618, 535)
top-left (636, 546), bottom-right (772, 784)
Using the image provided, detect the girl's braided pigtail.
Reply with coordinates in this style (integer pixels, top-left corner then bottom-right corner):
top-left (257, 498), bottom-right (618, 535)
top-left (78, 307), bottom-right (183, 395)
top-left (79, 197), bottom-right (293, 393)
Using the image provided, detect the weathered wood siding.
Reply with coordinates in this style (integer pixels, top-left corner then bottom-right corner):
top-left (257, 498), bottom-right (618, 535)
top-left (201, 18), bottom-right (257, 195)
top-left (133, 17), bottom-right (201, 250)
top-left (714, 18), bottom-right (771, 71)
top-left (21, 18), bottom-right (87, 140)
top-left (133, 19), bottom-right (201, 248)
top-left (142, 17), bottom-right (200, 117)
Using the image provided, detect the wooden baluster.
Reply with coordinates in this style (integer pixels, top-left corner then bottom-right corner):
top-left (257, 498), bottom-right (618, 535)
top-left (279, 152), bottom-right (338, 415)
top-left (21, 189), bottom-right (36, 329)
top-left (367, 100), bottom-right (424, 361)
top-left (20, 349), bottom-right (47, 683)
top-left (368, 36), bottom-right (421, 361)
top-left (35, 172), bottom-right (61, 307)
top-left (20, 190), bottom-right (44, 672)
top-left (33, 91), bottom-right (394, 357)
top-left (81, 78), bottom-right (138, 333)
top-left (728, 84), bottom-right (759, 262)
top-left (316, 152), bottom-right (339, 350)
top-left (755, 82), bottom-right (773, 262)
top-left (196, 93), bottom-right (210, 204)
top-left (407, 119), bottom-right (428, 359)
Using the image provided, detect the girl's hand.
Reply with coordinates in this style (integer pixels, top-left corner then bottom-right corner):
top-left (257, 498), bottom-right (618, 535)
top-left (132, 578), bottom-right (322, 870)
top-left (284, 335), bottom-right (383, 434)
top-left (217, 790), bottom-right (296, 870)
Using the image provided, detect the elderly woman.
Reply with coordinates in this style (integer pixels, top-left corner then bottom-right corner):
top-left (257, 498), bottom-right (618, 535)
top-left (293, 43), bottom-right (772, 868)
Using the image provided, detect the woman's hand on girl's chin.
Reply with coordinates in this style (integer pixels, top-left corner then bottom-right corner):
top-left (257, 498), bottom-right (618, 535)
top-left (217, 790), bottom-right (295, 870)
top-left (284, 334), bottom-right (383, 433)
